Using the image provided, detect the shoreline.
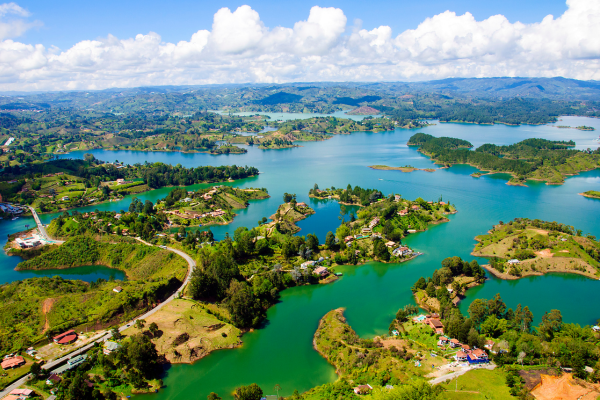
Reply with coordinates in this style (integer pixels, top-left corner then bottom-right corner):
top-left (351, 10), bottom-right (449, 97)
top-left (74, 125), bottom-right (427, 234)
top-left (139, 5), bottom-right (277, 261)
top-left (579, 192), bottom-right (600, 199)
top-left (481, 263), bottom-right (598, 281)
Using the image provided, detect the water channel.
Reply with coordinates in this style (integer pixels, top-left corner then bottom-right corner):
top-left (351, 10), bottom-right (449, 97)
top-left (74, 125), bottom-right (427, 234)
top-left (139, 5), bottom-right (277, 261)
top-left (1, 115), bottom-right (599, 398)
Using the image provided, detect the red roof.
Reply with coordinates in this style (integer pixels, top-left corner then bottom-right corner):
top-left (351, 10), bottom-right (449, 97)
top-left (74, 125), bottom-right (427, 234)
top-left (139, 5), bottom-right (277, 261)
top-left (450, 339), bottom-right (460, 343)
top-left (1, 356), bottom-right (25, 369)
top-left (53, 329), bottom-right (76, 341)
top-left (456, 351), bottom-right (467, 358)
top-left (57, 333), bottom-right (78, 344)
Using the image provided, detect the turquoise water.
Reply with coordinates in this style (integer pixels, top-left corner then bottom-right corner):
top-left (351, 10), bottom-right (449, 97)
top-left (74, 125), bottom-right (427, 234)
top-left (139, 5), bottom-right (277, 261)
top-left (216, 110), bottom-right (379, 121)
top-left (1, 115), bottom-right (600, 398)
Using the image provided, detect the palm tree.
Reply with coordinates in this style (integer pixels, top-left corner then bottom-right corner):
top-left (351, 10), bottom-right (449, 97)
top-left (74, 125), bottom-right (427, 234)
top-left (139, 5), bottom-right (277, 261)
top-left (274, 384), bottom-right (281, 399)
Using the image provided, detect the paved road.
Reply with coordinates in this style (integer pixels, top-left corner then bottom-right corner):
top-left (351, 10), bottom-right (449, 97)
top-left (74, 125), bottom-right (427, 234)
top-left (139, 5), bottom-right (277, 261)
top-left (27, 206), bottom-right (64, 244)
top-left (429, 363), bottom-right (496, 385)
top-left (0, 239), bottom-right (195, 398)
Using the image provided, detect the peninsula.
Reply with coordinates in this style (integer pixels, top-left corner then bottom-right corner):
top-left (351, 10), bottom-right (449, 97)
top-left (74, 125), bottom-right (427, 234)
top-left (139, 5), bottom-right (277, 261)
top-left (472, 218), bottom-right (600, 280)
top-left (580, 190), bottom-right (600, 199)
top-left (405, 133), bottom-right (600, 185)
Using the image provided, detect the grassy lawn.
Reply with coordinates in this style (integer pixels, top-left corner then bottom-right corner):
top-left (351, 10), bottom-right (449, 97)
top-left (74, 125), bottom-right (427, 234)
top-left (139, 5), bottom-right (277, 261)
top-left (439, 369), bottom-right (513, 400)
top-left (0, 358), bottom-right (33, 390)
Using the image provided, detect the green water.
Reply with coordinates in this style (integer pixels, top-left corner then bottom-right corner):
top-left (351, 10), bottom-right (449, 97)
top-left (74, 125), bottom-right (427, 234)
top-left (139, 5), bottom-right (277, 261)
top-left (2, 116), bottom-right (600, 398)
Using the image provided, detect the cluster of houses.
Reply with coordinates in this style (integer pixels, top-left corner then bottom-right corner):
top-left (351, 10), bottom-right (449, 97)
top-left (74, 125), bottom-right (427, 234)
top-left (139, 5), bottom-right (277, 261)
top-left (299, 258), bottom-right (330, 278)
top-left (166, 208), bottom-right (226, 221)
top-left (0, 203), bottom-right (24, 214)
top-left (437, 337), bottom-right (490, 364)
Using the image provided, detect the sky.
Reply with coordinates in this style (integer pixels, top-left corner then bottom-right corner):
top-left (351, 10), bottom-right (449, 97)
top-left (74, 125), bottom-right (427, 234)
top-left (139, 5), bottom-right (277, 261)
top-left (0, 0), bottom-right (598, 91)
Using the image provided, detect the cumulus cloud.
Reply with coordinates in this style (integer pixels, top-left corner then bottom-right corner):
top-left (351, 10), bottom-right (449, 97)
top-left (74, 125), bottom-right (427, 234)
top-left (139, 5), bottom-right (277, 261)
top-left (0, 2), bottom-right (40, 41)
top-left (0, 0), bottom-right (600, 90)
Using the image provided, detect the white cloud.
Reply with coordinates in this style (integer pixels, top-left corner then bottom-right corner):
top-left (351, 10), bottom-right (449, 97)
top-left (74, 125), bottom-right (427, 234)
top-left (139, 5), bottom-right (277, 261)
top-left (0, 0), bottom-right (600, 90)
top-left (0, 2), bottom-right (40, 41)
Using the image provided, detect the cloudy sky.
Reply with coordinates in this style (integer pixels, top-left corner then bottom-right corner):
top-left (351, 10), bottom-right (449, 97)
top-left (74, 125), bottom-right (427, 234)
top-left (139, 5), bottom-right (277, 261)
top-left (1, 0), bottom-right (598, 91)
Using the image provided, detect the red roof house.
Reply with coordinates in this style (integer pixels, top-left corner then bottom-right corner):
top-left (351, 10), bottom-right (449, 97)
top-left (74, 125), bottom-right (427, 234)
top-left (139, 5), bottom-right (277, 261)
top-left (1, 356), bottom-right (25, 370)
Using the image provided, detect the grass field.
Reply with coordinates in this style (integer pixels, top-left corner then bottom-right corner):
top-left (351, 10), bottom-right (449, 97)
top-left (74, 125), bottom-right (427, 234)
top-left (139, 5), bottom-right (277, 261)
top-left (122, 299), bottom-right (240, 363)
top-left (439, 369), bottom-right (513, 400)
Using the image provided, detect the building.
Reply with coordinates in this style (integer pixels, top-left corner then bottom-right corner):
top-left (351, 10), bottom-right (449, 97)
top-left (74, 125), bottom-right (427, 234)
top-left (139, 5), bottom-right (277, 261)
top-left (438, 337), bottom-right (449, 346)
top-left (300, 260), bottom-right (316, 269)
top-left (449, 339), bottom-right (461, 348)
top-left (46, 373), bottom-right (62, 386)
top-left (113, 286), bottom-right (123, 293)
top-left (592, 326), bottom-right (600, 332)
top-left (456, 351), bottom-right (468, 362)
top-left (398, 209), bottom-right (409, 216)
top-left (53, 330), bottom-right (78, 345)
top-left (507, 259), bottom-right (520, 265)
top-left (296, 202), bottom-right (307, 207)
top-left (103, 341), bottom-right (121, 355)
top-left (484, 340), bottom-right (495, 350)
top-left (314, 266), bottom-right (329, 277)
top-left (53, 355), bottom-right (87, 375)
top-left (392, 246), bottom-right (412, 257)
top-left (427, 318), bottom-right (444, 334)
top-left (1, 356), bottom-right (25, 370)
top-left (469, 349), bottom-right (489, 362)
top-left (9, 389), bottom-right (33, 397)
top-left (461, 344), bottom-right (471, 352)
top-left (354, 384), bottom-right (373, 395)
top-left (385, 241), bottom-right (396, 248)
top-left (411, 204), bottom-right (421, 210)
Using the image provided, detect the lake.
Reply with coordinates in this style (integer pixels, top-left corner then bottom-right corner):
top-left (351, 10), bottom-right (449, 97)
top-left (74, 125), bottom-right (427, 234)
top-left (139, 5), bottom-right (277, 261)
top-left (1, 115), bottom-right (599, 398)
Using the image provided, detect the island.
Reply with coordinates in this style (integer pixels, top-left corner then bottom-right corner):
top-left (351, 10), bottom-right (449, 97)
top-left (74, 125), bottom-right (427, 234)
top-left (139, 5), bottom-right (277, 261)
top-left (405, 133), bottom-right (600, 185)
top-left (472, 218), bottom-right (600, 280)
top-left (369, 164), bottom-right (436, 173)
top-left (580, 190), bottom-right (600, 199)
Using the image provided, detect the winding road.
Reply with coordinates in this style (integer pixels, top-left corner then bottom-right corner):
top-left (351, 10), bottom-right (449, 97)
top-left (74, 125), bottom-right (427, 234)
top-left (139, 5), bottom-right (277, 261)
top-left (0, 238), bottom-right (196, 398)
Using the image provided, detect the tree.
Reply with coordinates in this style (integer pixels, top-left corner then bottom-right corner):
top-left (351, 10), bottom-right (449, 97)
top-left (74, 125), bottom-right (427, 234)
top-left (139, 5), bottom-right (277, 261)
top-left (29, 361), bottom-right (43, 378)
top-left (125, 334), bottom-right (160, 378)
top-left (468, 299), bottom-right (488, 328)
top-left (234, 383), bottom-right (263, 400)
top-left (540, 309), bottom-right (563, 340)
top-left (110, 327), bottom-right (122, 341)
top-left (207, 393), bottom-right (222, 400)
top-left (335, 224), bottom-right (351, 243)
top-left (148, 322), bottom-right (159, 337)
top-left (306, 233), bottom-right (319, 251)
top-left (425, 282), bottom-right (436, 297)
top-left (283, 193), bottom-right (293, 203)
top-left (325, 231), bottom-right (335, 249)
top-left (226, 280), bottom-right (263, 328)
top-left (135, 319), bottom-right (146, 330)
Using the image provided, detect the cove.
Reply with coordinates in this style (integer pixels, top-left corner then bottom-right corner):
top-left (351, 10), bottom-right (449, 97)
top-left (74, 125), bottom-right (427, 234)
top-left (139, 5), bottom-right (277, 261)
top-left (2, 115), bottom-right (600, 398)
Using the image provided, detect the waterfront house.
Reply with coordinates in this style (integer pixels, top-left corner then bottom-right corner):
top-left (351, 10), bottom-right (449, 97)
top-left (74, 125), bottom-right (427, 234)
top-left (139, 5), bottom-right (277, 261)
top-left (394, 195), bottom-right (401, 202)
top-left (1, 356), bottom-right (25, 370)
top-left (593, 326), bottom-right (600, 332)
top-left (314, 266), bottom-right (329, 277)
top-left (354, 384), bottom-right (373, 395)
top-left (53, 330), bottom-right (78, 345)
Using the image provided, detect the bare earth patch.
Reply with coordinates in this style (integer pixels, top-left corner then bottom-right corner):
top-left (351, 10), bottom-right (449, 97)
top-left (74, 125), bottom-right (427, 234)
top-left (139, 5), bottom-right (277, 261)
top-left (41, 298), bottom-right (56, 333)
top-left (530, 373), bottom-right (600, 400)
top-left (536, 248), bottom-right (554, 258)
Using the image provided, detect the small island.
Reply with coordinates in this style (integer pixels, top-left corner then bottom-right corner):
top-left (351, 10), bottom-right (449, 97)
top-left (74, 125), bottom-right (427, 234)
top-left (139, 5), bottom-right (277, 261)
top-left (369, 165), bottom-right (436, 173)
top-left (472, 218), bottom-right (600, 280)
top-left (580, 190), bottom-right (600, 199)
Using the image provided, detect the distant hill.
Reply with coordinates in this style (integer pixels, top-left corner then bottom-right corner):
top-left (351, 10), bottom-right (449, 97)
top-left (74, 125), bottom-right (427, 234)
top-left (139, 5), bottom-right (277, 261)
top-left (347, 106), bottom-right (380, 115)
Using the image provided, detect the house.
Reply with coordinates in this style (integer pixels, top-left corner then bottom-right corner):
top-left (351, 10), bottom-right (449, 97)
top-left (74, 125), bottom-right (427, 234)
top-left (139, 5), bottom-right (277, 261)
top-left (103, 341), bottom-right (121, 355)
top-left (53, 330), bottom-right (78, 345)
top-left (411, 204), bottom-right (421, 210)
top-left (296, 202), bottom-right (307, 207)
top-left (183, 197), bottom-right (193, 202)
top-left (438, 337), bottom-right (449, 346)
top-left (203, 193), bottom-right (212, 200)
top-left (300, 260), bottom-right (316, 269)
top-left (456, 351), bottom-right (468, 362)
top-left (369, 217), bottom-right (380, 229)
top-left (314, 266), bottom-right (329, 277)
top-left (394, 195), bottom-right (401, 202)
top-left (470, 349), bottom-right (488, 361)
top-left (116, 179), bottom-right (125, 184)
top-left (385, 241), bottom-right (396, 248)
top-left (592, 326), bottom-right (600, 332)
top-left (9, 389), bottom-right (33, 397)
top-left (113, 286), bottom-right (123, 293)
top-left (393, 246), bottom-right (411, 257)
top-left (25, 347), bottom-right (36, 356)
top-left (398, 208), bottom-right (409, 216)
top-left (450, 339), bottom-right (461, 348)
top-left (344, 236), bottom-right (354, 243)
top-left (427, 318), bottom-right (444, 334)
top-left (1, 356), bottom-right (25, 369)
top-left (114, 214), bottom-right (122, 219)
top-left (461, 344), bottom-right (471, 351)
top-left (361, 227), bottom-right (372, 234)
top-left (354, 384), bottom-right (373, 395)
top-left (484, 340), bottom-right (495, 350)
top-left (61, 196), bottom-right (70, 201)
top-left (46, 373), bottom-right (62, 385)
top-left (507, 259), bottom-right (520, 265)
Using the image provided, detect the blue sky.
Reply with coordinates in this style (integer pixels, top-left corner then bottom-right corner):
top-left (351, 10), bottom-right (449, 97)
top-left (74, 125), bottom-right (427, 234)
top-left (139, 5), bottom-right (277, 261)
top-left (1, 0), bottom-right (597, 90)
top-left (19, 0), bottom-right (568, 49)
